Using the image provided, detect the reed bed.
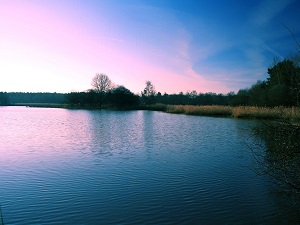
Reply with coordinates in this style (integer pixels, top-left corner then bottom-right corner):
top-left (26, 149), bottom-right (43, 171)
top-left (165, 105), bottom-right (300, 122)
top-left (166, 105), bottom-right (232, 116)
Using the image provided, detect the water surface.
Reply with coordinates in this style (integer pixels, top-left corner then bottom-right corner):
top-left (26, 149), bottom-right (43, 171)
top-left (0, 107), bottom-right (299, 224)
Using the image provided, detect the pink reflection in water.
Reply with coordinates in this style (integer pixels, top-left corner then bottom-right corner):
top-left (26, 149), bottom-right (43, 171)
top-left (0, 107), bottom-right (91, 168)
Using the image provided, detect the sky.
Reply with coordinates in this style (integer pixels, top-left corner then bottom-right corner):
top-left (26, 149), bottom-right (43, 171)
top-left (0, 0), bottom-right (299, 94)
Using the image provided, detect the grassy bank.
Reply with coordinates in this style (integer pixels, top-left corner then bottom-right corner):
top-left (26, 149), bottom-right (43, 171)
top-left (165, 105), bottom-right (300, 122)
top-left (9, 103), bottom-right (300, 122)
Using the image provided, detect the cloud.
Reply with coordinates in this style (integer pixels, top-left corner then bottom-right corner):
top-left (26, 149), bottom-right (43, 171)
top-left (250, 0), bottom-right (295, 27)
top-left (5, 0), bottom-right (294, 94)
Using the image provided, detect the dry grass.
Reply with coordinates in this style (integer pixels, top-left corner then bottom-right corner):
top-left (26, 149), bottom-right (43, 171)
top-left (165, 105), bottom-right (300, 122)
top-left (166, 105), bottom-right (232, 116)
top-left (232, 106), bottom-right (300, 121)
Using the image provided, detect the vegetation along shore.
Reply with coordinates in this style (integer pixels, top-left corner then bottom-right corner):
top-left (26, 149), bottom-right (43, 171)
top-left (1, 50), bottom-right (300, 198)
top-left (1, 52), bottom-right (300, 124)
top-left (165, 105), bottom-right (300, 122)
top-left (4, 102), bottom-right (300, 124)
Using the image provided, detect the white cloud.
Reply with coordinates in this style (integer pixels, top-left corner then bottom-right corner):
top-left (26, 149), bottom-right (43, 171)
top-left (250, 0), bottom-right (295, 27)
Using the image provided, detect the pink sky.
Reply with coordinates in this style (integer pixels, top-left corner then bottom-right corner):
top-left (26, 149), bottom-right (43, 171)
top-left (0, 1), bottom-right (231, 94)
top-left (1, 0), bottom-right (298, 94)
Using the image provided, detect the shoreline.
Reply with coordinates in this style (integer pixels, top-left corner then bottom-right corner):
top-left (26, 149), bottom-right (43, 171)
top-left (7, 103), bottom-right (300, 123)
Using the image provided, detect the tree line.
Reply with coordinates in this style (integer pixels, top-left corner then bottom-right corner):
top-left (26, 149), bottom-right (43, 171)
top-left (66, 74), bottom-right (237, 108)
top-left (1, 56), bottom-right (299, 108)
top-left (0, 92), bottom-right (65, 106)
top-left (234, 58), bottom-right (300, 107)
top-left (66, 56), bottom-right (300, 109)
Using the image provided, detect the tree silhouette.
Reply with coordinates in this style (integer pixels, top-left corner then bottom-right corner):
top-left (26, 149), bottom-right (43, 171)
top-left (267, 59), bottom-right (300, 106)
top-left (91, 73), bottom-right (113, 105)
top-left (142, 81), bottom-right (156, 105)
top-left (106, 86), bottom-right (139, 108)
top-left (91, 73), bottom-right (112, 93)
top-left (0, 92), bottom-right (9, 106)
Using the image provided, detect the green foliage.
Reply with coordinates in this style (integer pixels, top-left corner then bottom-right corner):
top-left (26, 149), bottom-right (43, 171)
top-left (67, 90), bottom-right (99, 106)
top-left (232, 89), bottom-right (250, 106)
top-left (234, 57), bottom-right (300, 107)
top-left (5, 92), bottom-right (66, 104)
top-left (248, 80), bottom-right (268, 106)
top-left (153, 92), bottom-right (233, 106)
top-left (5, 56), bottom-right (299, 109)
top-left (268, 84), bottom-right (289, 106)
top-left (267, 59), bottom-right (300, 106)
top-left (0, 92), bottom-right (9, 106)
top-left (106, 86), bottom-right (139, 108)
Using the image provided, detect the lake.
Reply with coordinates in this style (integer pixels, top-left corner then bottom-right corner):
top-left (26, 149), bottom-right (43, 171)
top-left (0, 107), bottom-right (299, 224)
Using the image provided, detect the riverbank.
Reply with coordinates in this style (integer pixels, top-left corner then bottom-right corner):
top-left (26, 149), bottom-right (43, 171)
top-left (11, 103), bottom-right (67, 108)
top-left (165, 105), bottom-right (300, 122)
top-left (9, 103), bottom-right (167, 111)
top-left (9, 103), bottom-right (300, 123)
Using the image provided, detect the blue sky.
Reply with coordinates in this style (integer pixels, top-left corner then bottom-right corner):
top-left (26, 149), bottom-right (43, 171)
top-left (0, 0), bottom-right (299, 94)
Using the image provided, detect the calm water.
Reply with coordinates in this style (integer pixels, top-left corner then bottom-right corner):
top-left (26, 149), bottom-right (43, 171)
top-left (0, 107), bottom-right (299, 224)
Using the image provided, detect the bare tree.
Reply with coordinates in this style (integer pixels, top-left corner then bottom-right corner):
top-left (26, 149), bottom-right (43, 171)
top-left (142, 81), bottom-right (156, 105)
top-left (143, 81), bottom-right (156, 97)
top-left (283, 24), bottom-right (300, 53)
top-left (91, 73), bottom-right (112, 94)
top-left (91, 73), bottom-right (113, 106)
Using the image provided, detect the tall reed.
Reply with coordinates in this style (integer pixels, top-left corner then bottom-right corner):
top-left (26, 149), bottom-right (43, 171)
top-left (165, 105), bottom-right (300, 122)
top-left (166, 105), bottom-right (232, 116)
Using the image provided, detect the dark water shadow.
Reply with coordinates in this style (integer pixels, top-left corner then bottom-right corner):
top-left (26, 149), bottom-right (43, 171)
top-left (249, 121), bottom-right (300, 222)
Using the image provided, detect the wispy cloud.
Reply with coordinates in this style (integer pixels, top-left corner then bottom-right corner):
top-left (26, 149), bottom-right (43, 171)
top-left (250, 0), bottom-right (295, 27)
top-left (1, 0), bottom-right (298, 94)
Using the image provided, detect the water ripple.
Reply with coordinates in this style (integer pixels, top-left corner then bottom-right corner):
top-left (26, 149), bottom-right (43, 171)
top-left (0, 108), bottom-right (299, 224)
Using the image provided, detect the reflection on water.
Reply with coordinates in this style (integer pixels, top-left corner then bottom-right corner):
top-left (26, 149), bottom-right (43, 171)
top-left (251, 121), bottom-right (300, 207)
top-left (0, 107), bottom-right (299, 224)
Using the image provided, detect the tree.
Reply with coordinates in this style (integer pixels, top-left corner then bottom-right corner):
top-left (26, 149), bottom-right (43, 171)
top-left (0, 92), bottom-right (9, 106)
top-left (189, 90), bottom-right (198, 98)
top-left (267, 59), bottom-right (300, 106)
top-left (248, 80), bottom-right (268, 106)
top-left (268, 83), bottom-right (289, 106)
top-left (232, 89), bottom-right (250, 106)
top-left (143, 81), bottom-right (156, 97)
top-left (91, 73), bottom-right (112, 94)
top-left (91, 73), bottom-right (113, 105)
top-left (142, 81), bottom-right (156, 105)
top-left (106, 86), bottom-right (139, 108)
